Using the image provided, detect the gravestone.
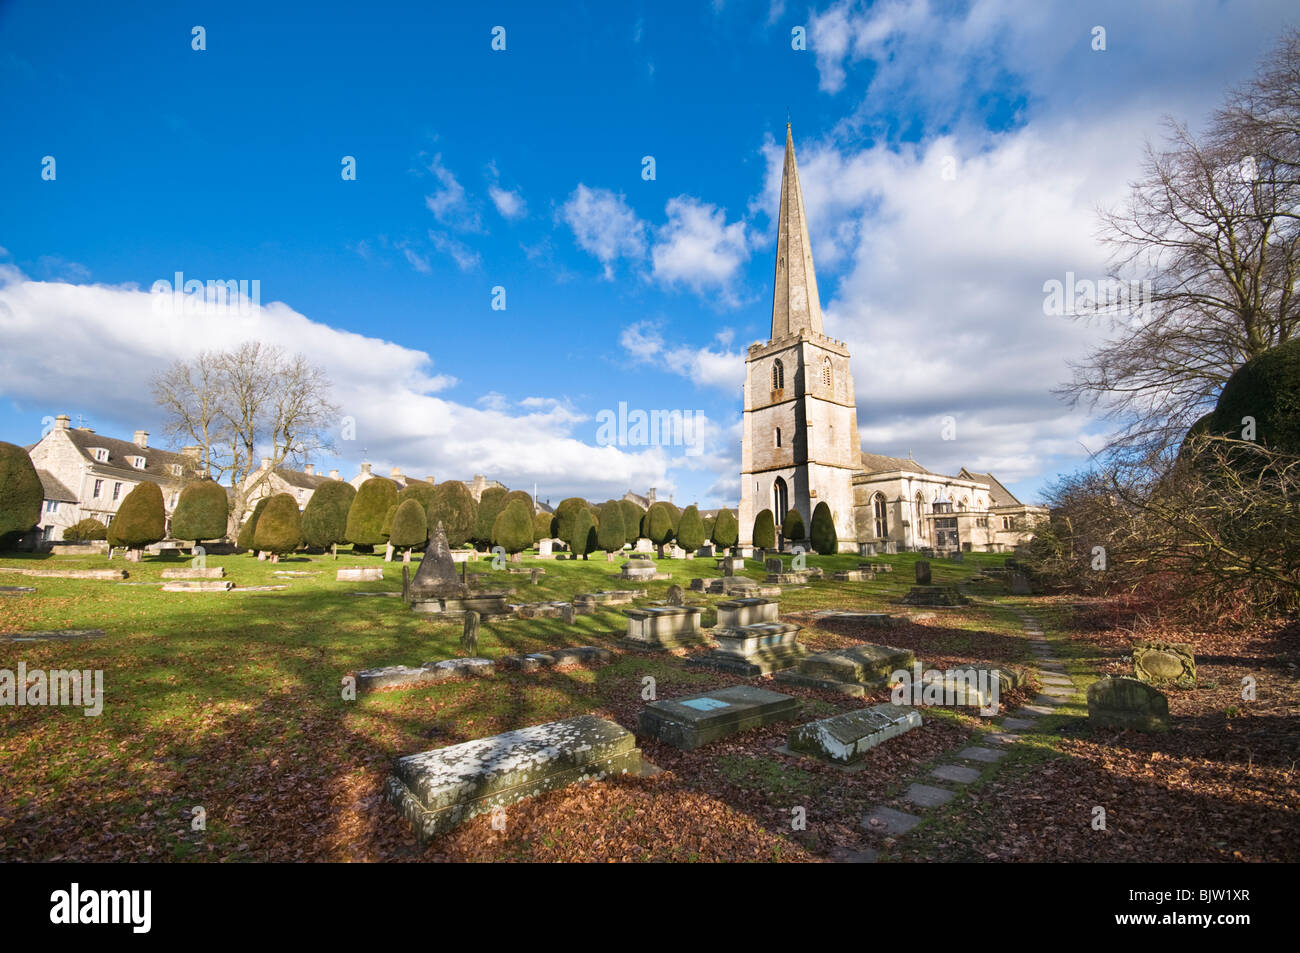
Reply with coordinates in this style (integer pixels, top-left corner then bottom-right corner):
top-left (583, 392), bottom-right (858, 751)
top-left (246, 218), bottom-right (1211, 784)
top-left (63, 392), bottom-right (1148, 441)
top-left (776, 642), bottom-right (916, 697)
top-left (338, 567), bottom-right (383, 582)
top-left (1010, 573), bottom-right (1031, 595)
top-left (716, 597), bottom-right (778, 628)
top-left (832, 569), bottom-right (873, 581)
top-left (461, 611), bottom-right (480, 654)
top-left (1087, 676), bottom-right (1170, 732)
top-left (621, 605), bottom-right (706, 650)
top-left (764, 557), bottom-right (783, 574)
top-left (620, 559), bottom-right (657, 582)
top-left (898, 586), bottom-right (968, 607)
top-left (560, 603), bottom-right (576, 625)
top-left (161, 567), bottom-right (225, 580)
top-left (915, 560), bottom-right (932, 585)
top-left (695, 621), bottom-right (808, 675)
top-left (638, 685), bottom-right (801, 750)
top-left (385, 715), bottom-right (641, 842)
top-left (788, 704), bottom-right (921, 764)
top-left (537, 538), bottom-right (553, 557)
top-left (409, 523), bottom-right (510, 616)
top-left (665, 584), bottom-right (684, 605)
top-left (717, 555), bottom-right (744, 575)
top-left (1132, 641), bottom-right (1196, 688)
top-left (572, 589), bottom-right (645, 609)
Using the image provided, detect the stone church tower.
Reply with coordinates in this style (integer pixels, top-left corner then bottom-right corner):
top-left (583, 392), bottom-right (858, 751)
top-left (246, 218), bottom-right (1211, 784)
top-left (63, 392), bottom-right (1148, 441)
top-left (739, 124), bottom-right (861, 551)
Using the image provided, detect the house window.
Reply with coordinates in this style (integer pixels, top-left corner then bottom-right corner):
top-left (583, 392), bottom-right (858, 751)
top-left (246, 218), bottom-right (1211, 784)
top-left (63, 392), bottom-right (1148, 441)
top-left (45, 500), bottom-right (59, 514)
top-left (112, 482), bottom-right (123, 501)
top-left (873, 493), bottom-right (888, 538)
top-left (131, 456), bottom-right (146, 469)
top-left (775, 427), bottom-right (782, 448)
top-left (772, 360), bottom-right (784, 390)
top-left (822, 358), bottom-right (832, 388)
top-left (93, 448), bottom-right (108, 462)
top-left (93, 479), bottom-right (103, 498)
top-left (171, 464), bottom-right (183, 476)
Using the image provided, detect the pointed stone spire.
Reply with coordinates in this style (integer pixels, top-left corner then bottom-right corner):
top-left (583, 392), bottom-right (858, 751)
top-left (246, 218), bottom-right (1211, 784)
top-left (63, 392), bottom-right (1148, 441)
top-left (770, 123), bottom-right (824, 341)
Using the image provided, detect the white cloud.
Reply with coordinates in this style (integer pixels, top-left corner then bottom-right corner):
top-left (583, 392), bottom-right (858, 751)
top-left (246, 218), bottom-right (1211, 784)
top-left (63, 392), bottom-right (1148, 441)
top-left (424, 153), bottom-right (482, 232)
top-left (428, 230), bottom-right (481, 272)
top-left (0, 268), bottom-right (669, 502)
top-left (488, 184), bottom-right (526, 220)
top-left (650, 196), bottom-right (751, 306)
top-left (560, 185), bottom-right (647, 279)
top-left (618, 321), bottom-right (745, 392)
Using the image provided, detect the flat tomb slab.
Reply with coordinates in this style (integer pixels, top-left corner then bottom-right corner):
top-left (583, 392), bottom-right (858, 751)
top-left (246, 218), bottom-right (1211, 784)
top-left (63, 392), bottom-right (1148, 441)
top-left (162, 580), bottom-right (233, 592)
top-left (357, 657), bottom-right (494, 693)
top-left (337, 567), bottom-right (383, 582)
top-left (775, 642), bottom-right (915, 696)
top-left (692, 622), bottom-right (809, 675)
top-left (161, 567), bottom-right (226, 579)
top-left (498, 646), bottom-right (613, 672)
top-left (788, 703), bottom-right (921, 764)
top-left (638, 685), bottom-right (801, 750)
top-left (385, 715), bottom-right (640, 842)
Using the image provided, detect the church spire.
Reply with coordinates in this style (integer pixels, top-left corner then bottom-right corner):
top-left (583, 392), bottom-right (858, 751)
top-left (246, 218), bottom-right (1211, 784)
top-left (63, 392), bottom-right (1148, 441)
top-left (770, 123), bottom-right (824, 341)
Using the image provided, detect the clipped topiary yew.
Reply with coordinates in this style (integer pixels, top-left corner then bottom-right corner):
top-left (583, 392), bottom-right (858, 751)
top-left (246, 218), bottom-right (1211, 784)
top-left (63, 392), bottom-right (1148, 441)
top-left (644, 501), bottom-right (674, 552)
top-left (108, 481), bottom-right (165, 555)
top-left (346, 477), bottom-right (399, 547)
top-left (301, 479), bottom-right (356, 550)
top-left (676, 504), bottom-right (705, 551)
top-left (752, 508), bottom-right (776, 550)
top-left (170, 479), bottom-right (229, 543)
top-left (473, 486), bottom-right (508, 547)
top-left (389, 498), bottom-right (428, 559)
top-left (596, 501), bottom-right (626, 554)
top-left (63, 518), bottom-right (108, 542)
top-left (237, 497), bottom-right (269, 552)
top-left (782, 508), bottom-right (806, 542)
top-left (492, 499), bottom-right (535, 556)
top-left (428, 481), bottom-right (477, 549)
top-left (533, 509), bottom-right (554, 542)
top-left (712, 508), bottom-right (738, 550)
top-left (253, 492), bottom-right (302, 558)
top-left (0, 441), bottom-right (42, 545)
top-left (811, 501), bottom-right (838, 555)
top-left (552, 497), bottom-right (590, 545)
top-left (566, 506), bottom-right (596, 560)
top-left (1207, 337), bottom-right (1300, 455)
top-left (617, 499), bottom-right (643, 546)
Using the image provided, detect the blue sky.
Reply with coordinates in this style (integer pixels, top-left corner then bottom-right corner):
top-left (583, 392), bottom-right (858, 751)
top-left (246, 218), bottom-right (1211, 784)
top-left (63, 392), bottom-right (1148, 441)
top-left (1, 0), bottom-right (1294, 507)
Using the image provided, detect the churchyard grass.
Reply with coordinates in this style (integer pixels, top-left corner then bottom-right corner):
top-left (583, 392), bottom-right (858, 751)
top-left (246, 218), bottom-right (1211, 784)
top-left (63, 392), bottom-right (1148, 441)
top-left (1, 548), bottom-right (1294, 862)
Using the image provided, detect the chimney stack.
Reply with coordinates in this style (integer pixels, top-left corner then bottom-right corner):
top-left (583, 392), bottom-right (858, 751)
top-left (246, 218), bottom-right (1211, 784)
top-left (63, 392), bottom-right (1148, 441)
top-left (390, 466), bottom-right (402, 478)
top-left (261, 457), bottom-right (272, 470)
top-left (425, 475), bottom-right (436, 484)
top-left (304, 463), bottom-right (314, 476)
top-left (133, 430), bottom-right (149, 449)
top-left (329, 469), bottom-right (339, 480)
top-left (361, 463), bottom-right (371, 475)
top-left (54, 414), bottom-right (70, 431)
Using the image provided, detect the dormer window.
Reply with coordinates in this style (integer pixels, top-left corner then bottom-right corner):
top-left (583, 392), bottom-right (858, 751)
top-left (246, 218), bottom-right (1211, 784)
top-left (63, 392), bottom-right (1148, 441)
top-left (130, 456), bottom-right (146, 469)
top-left (170, 464), bottom-right (183, 477)
top-left (91, 448), bottom-right (109, 463)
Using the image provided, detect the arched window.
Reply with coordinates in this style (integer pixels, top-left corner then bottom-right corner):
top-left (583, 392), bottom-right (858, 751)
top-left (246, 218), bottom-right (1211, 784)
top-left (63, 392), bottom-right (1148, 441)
top-left (772, 360), bottom-right (784, 390)
top-left (915, 492), bottom-right (926, 539)
top-left (822, 358), bottom-right (832, 388)
top-left (773, 478), bottom-right (789, 523)
top-left (873, 493), bottom-right (888, 539)
top-left (774, 427), bottom-right (782, 448)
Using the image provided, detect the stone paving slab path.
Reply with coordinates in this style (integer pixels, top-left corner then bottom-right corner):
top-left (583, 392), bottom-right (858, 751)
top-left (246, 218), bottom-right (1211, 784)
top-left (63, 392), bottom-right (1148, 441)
top-left (904, 783), bottom-right (956, 808)
top-left (932, 764), bottom-right (981, 784)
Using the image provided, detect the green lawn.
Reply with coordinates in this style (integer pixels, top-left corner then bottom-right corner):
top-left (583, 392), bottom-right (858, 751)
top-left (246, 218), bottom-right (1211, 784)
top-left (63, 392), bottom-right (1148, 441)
top-left (6, 546), bottom-right (1225, 862)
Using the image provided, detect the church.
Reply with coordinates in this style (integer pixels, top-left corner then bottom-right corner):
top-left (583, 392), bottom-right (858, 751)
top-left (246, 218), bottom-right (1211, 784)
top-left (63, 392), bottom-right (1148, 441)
top-left (738, 126), bottom-right (1046, 554)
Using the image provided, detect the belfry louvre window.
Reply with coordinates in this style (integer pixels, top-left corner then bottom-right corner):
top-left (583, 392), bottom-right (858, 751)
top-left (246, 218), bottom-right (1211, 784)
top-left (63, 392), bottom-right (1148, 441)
top-left (822, 358), bottom-right (832, 388)
top-left (772, 360), bottom-right (784, 390)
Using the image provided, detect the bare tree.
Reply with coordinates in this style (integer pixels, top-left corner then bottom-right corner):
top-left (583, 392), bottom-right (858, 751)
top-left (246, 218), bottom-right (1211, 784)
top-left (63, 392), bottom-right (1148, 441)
top-left (151, 342), bottom-right (339, 535)
top-left (1061, 31), bottom-right (1300, 461)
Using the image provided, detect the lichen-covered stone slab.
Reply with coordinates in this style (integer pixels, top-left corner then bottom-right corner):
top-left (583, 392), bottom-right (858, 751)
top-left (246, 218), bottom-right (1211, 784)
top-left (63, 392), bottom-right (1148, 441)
top-left (1132, 641), bottom-right (1196, 688)
top-left (788, 703), bottom-right (921, 764)
top-left (161, 580), bottom-right (234, 592)
top-left (357, 657), bottom-right (494, 693)
top-left (385, 715), bottom-right (640, 842)
top-left (832, 569), bottom-right (874, 582)
top-left (775, 642), bottom-right (915, 697)
top-left (498, 646), bottom-right (613, 672)
top-left (1, 628), bottom-right (106, 642)
top-left (1087, 676), bottom-right (1170, 732)
top-left (638, 685), bottom-right (801, 750)
top-left (161, 567), bottom-right (226, 579)
top-left (898, 586), bottom-right (968, 606)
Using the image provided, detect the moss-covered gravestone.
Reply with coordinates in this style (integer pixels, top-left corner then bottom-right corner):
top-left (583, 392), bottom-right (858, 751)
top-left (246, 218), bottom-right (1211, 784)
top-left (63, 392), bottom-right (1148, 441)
top-left (915, 560), bottom-right (932, 585)
top-left (1132, 642), bottom-right (1196, 689)
top-left (1087, 676), bottom-right (1170, 732)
